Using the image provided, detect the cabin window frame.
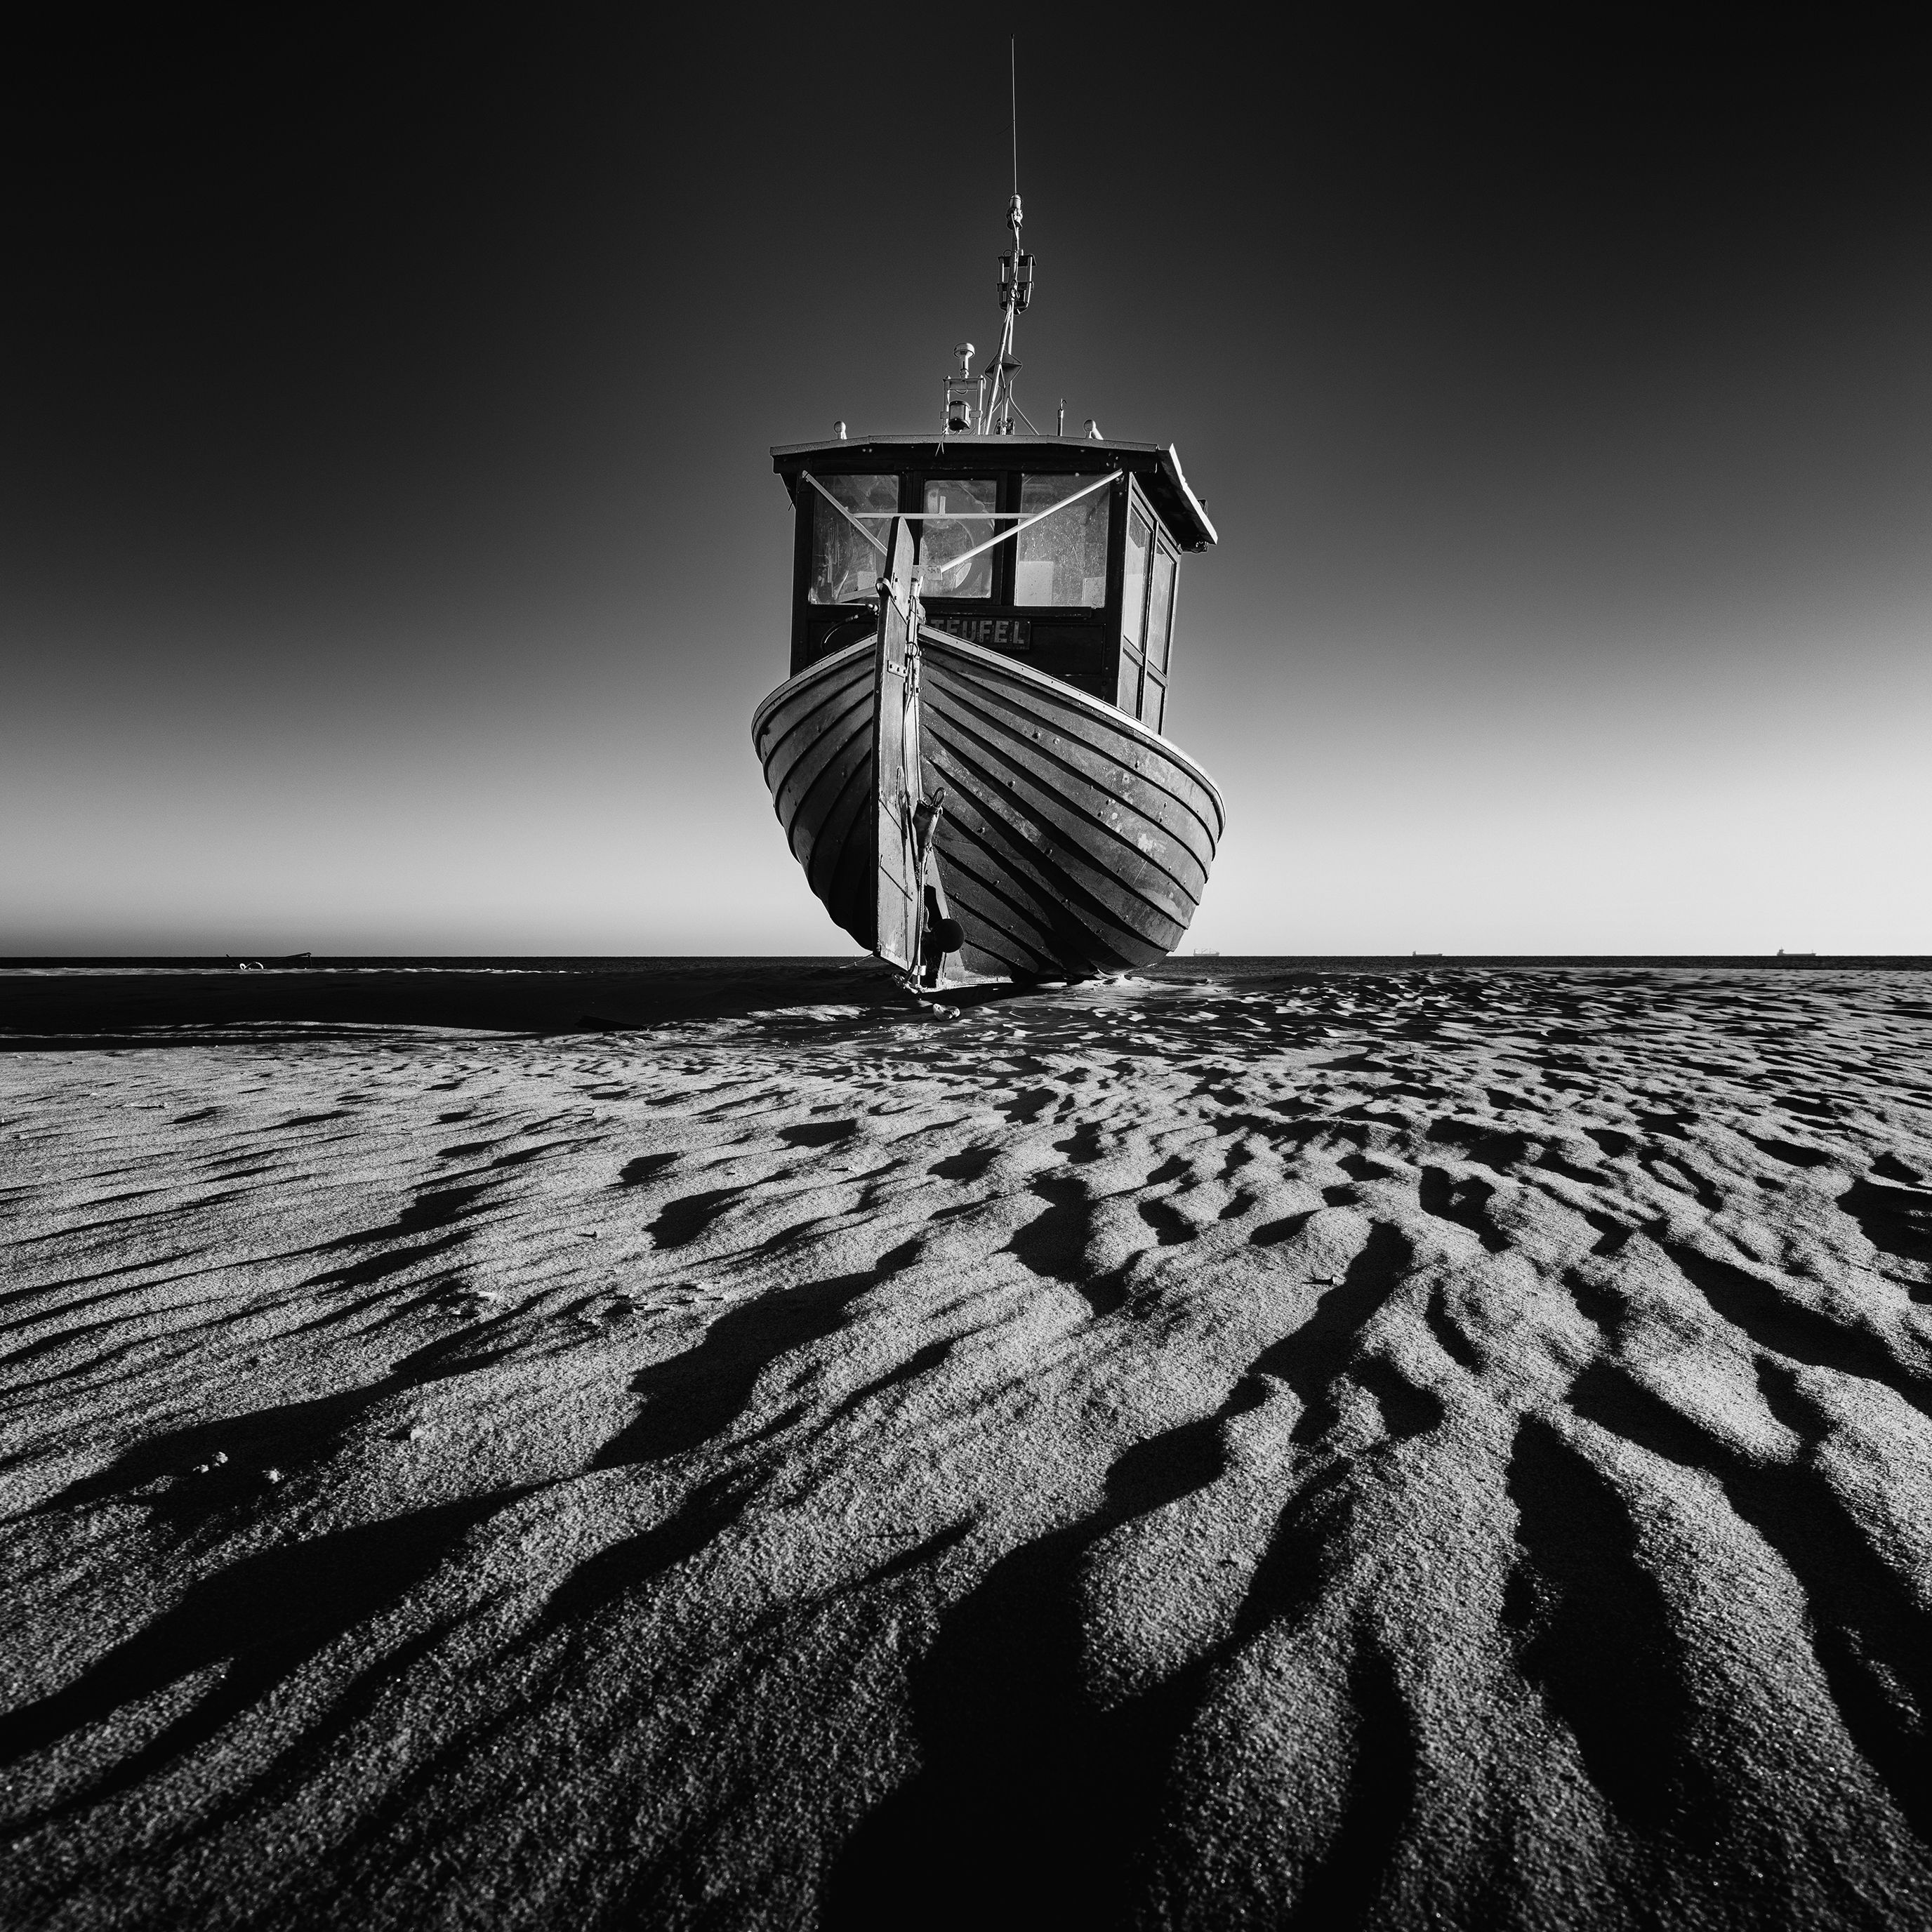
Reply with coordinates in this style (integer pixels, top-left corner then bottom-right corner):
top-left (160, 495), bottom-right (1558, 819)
top-left (788, 464), bottom-right (915, 673)
top-left (914, 472), bottom-right (1005, 602)
top-left (1012, 469), bottom-right (1113, 611)
top-left (905, 468), bottom-right (1021, 609)
top-left (800, 470), bottom-right (901, 607)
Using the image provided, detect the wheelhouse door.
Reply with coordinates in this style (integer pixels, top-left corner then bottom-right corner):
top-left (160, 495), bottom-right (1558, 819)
top-left (1116, 477), bottom-right (1181, 734)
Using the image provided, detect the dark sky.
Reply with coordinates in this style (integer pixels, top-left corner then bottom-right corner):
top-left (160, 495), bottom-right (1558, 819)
top-left (6, 13), bottom-right (1928, 953)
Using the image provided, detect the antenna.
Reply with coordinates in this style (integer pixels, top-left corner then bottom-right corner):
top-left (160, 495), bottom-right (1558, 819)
top-left (1010, 39), bottom-right (1019, 200)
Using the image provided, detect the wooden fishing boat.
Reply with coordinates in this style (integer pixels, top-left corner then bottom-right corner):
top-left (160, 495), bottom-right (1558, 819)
top-left (750, 194), bottom-right (1224, 989)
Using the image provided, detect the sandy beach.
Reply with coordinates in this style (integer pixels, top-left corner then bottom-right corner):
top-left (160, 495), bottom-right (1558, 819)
top-left (4, 961), bottom-right (1932, 1928)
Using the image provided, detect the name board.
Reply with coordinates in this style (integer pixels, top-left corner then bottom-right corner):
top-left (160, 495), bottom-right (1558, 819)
top-left (929, 613), bottom-right (1031, 651)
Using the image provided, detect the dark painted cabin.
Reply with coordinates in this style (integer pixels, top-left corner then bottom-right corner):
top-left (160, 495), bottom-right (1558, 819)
top-left (771, 435), bottom-right (1216, 736)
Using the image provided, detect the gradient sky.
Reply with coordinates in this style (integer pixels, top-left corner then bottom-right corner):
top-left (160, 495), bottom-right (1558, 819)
top-left (5, 15), bottom-right (1928, 955)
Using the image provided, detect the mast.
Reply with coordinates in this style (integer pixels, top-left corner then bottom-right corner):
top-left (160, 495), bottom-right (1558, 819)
top-left (981, 196), bottom-right (1033, 435)
top-left (981, 43), bottom-right (1033, 436)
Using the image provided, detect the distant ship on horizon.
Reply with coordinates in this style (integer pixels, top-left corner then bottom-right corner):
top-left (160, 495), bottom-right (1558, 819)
top-left (750, 185), bottom-right (1224, 990)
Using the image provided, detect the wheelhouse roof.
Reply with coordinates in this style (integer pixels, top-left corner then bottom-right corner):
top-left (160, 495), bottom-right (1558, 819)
top-left (770, 435), bottom-right (1217, 553)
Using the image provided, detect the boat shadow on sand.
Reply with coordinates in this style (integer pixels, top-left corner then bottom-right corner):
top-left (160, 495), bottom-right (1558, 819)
top-left (0, 960), bottom-right (1055, 1050)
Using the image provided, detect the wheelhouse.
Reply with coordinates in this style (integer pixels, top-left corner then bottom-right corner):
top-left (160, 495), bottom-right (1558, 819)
top-left (771, 435), bottom-right (1216, 736)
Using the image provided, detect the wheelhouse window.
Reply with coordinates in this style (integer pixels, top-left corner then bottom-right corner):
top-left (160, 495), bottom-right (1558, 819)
top-left (1146, 547), bottom-right (1176, 674)
top-left (1014, 473), bottom-right (1110, 607)
top-left (1113, 500), bottom-right (1179, 732)
top-left (807, 473), bottom-right (897, 604)
top-left (1139, 536), bottom-right (1178, 732)
top-left (921, 477), bottom-right (997, 599)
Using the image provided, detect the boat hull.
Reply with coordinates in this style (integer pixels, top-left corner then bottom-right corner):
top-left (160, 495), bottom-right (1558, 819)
top-left (751, 628), bottom-right (1224, 982)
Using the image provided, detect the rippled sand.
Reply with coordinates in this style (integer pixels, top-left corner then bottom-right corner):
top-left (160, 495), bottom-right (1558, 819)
top-left (4, 965), bottom-right (1932, 1928)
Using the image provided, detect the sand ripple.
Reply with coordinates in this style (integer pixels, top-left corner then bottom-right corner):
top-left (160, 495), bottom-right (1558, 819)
top-left (4, 965), bottom-right (1932, 1927)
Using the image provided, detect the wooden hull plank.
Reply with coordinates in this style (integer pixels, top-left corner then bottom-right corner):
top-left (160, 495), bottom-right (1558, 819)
top-left (921, 681), bottom-right (1210, 913)
top-left (923, 729), bottom-right (1190, 965)
top-left (925, 633), bottom-right (1224, 845)
top-left (923, 667), bottom-right (1218, 887)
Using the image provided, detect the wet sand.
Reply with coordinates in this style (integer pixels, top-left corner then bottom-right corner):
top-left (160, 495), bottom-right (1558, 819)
top-left (4, 962), bottom-right (1932, 1928)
